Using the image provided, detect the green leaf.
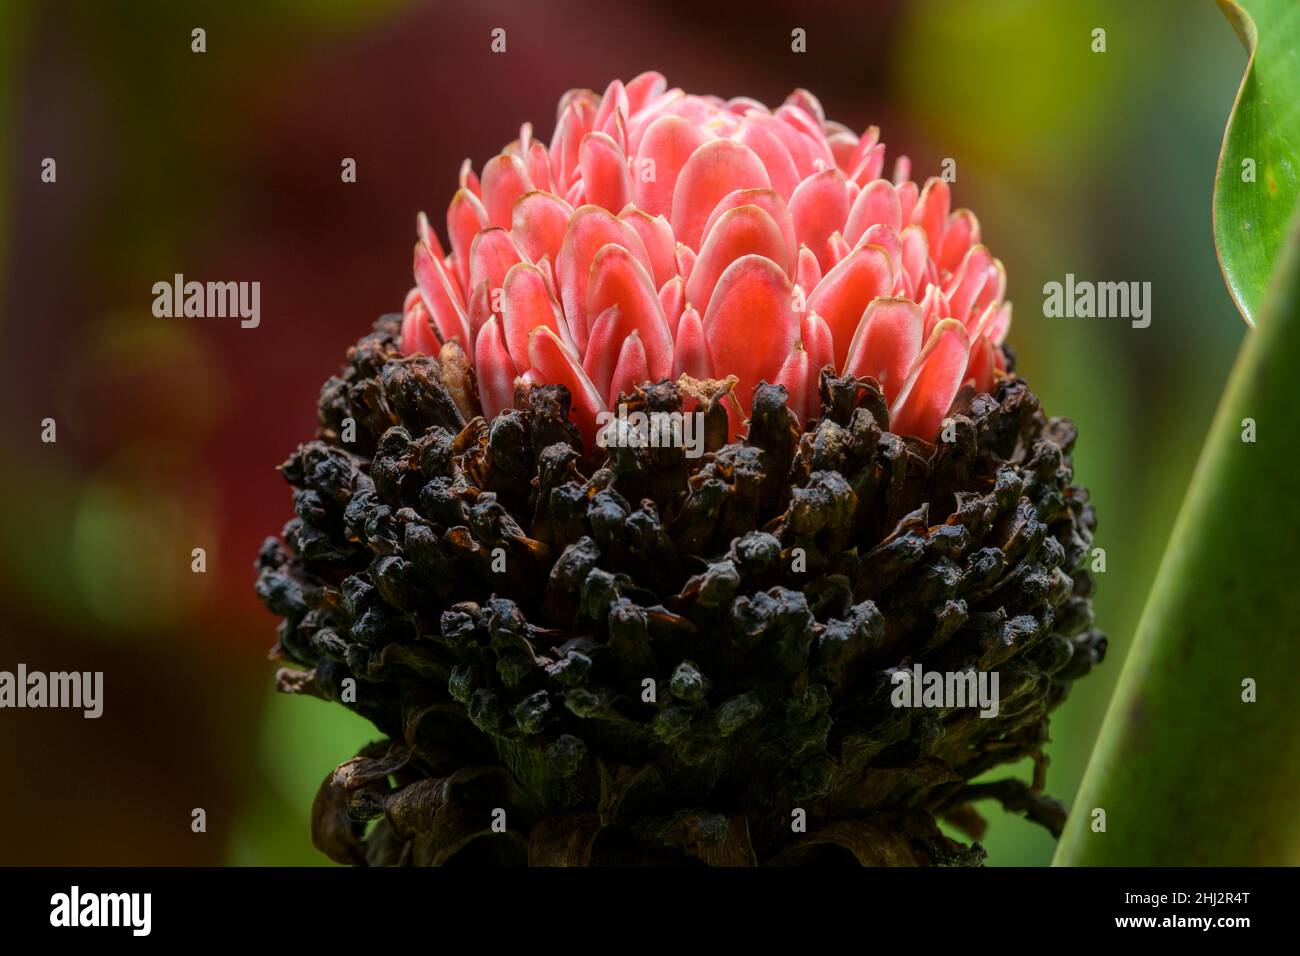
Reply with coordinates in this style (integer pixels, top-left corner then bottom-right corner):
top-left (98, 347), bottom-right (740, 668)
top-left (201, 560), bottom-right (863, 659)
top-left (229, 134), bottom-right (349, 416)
top-left (1055, 210), bottom-right (1300, 866)
top-left (1212, 0), bottom-right (1300, 326)
top-left (1056, 0), bottom-right (1300, 868)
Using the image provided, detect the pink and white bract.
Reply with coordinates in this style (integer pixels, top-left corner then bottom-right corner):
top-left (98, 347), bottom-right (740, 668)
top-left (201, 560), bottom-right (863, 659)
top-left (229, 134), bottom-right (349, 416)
top-left (399, 73), bottom-right (1012, 446)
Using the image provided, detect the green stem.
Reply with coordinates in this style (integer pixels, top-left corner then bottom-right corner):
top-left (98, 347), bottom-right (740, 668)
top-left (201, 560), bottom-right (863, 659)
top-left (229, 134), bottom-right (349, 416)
top-left (1055, 212), bottom-right (1300, 865)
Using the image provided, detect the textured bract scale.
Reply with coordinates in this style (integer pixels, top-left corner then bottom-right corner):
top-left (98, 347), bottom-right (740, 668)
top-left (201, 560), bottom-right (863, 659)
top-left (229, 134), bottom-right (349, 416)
top-left (258, 309), bottom-right (1104, 867)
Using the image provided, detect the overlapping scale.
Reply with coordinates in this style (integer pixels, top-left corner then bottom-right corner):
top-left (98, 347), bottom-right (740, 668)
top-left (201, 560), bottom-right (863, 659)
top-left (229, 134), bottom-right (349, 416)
top-left (401, 74), bottom-right (1013, 446)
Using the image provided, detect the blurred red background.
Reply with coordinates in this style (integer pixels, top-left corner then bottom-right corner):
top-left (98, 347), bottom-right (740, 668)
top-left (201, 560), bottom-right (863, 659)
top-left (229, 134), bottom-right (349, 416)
top-left (0, 0), bottom-right (1244, 864)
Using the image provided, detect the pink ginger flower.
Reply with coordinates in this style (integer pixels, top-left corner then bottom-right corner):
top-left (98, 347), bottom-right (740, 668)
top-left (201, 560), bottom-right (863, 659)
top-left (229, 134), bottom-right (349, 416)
top-left (400, 72), bottom-right (1011, 446)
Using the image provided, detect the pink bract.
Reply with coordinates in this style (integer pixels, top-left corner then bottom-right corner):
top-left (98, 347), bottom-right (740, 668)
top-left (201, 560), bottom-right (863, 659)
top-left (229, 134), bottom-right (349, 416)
top-left (400, 73), bottom-right (1012, 445)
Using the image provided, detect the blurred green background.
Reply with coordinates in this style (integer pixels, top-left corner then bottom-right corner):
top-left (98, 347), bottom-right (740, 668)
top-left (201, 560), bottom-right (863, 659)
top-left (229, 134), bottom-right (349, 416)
top-left (0, 0), bottom-right (1246, 865)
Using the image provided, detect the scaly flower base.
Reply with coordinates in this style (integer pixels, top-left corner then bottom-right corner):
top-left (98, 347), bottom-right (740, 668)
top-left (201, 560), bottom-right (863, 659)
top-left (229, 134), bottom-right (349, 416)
top-left (258, 315), bottom-right (1106, 867)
